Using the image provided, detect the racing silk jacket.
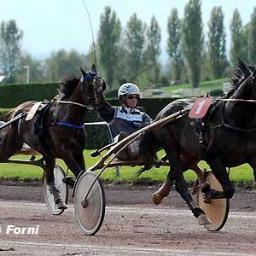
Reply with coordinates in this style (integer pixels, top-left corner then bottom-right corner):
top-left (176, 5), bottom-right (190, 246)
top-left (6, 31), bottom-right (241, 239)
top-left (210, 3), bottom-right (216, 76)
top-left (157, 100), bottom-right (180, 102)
top-left (98, 101), bottom-right (152, 138)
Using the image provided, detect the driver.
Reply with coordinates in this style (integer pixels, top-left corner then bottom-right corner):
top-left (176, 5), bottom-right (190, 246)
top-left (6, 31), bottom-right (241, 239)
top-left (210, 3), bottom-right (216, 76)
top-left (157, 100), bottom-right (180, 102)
top-left (98, 82), bottom-right (152, 159)
top-left (99, 83), bottom-right (151, 136)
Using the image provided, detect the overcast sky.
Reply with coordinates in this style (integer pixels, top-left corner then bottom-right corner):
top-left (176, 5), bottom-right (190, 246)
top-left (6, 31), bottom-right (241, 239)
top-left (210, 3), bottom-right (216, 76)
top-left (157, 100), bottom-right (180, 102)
top-left (0, 0), bottom-right (254, 61)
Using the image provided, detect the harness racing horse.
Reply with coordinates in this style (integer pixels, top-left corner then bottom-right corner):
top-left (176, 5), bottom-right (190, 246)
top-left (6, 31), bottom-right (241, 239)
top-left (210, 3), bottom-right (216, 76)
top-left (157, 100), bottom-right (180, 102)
top-left (0, 66), bottom-right (106, 209)
top-left (138, 60), bottom-right (256, 225)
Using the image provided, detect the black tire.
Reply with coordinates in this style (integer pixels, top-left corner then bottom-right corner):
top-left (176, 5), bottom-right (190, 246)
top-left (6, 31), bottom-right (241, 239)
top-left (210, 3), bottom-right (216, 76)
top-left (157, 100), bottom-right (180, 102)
top-left (74, 171), bottom-right (105, 235)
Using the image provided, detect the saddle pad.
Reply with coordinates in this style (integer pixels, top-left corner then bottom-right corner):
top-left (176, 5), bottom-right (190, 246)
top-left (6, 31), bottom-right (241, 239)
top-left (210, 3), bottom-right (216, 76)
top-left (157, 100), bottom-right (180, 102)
top-left (25, 101), bottom-right (42, 121)
top-left (189, 97), bottom-right (212, 119)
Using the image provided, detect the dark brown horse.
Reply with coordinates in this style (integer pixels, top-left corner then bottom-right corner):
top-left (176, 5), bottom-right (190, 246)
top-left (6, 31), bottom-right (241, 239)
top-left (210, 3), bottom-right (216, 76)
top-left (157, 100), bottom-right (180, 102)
top-left (138, 60), bottom-right (256, 224)
top-left (0, 66), bottom-right (106, 209)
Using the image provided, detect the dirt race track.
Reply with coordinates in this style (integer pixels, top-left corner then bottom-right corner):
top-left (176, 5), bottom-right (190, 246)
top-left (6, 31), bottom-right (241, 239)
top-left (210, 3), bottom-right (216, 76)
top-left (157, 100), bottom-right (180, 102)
top-left (0, 184), bottom-right (256, 255)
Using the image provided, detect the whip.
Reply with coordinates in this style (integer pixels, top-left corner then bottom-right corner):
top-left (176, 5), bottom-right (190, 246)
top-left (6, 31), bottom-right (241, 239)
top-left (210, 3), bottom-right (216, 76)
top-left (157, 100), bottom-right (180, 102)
top-left (81, 0), bottom-right (97, 71)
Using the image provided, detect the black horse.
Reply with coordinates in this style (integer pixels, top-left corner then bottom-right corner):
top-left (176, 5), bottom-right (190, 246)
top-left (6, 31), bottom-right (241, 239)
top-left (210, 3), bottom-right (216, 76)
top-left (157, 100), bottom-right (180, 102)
top-left (139, 60), bottom-right (256, 224)
top-left (0, 65), bottom-right (106, 209)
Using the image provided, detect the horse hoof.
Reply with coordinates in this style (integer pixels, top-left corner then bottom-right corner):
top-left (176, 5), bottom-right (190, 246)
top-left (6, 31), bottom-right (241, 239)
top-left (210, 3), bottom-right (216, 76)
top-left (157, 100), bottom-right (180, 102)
top-left (55, 199), bottom-right (67, 210)
top-left (152, 193), bottom-right (162, 205)
top-left (198, 214), bottom-right (211, 225)
top-left (57, 202), bottom-right (67, 210)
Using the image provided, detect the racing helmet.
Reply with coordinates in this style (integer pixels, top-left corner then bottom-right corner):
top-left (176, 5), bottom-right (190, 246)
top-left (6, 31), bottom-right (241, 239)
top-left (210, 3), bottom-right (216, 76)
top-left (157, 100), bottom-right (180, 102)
top-left (118, 83), bottom-right (141, 99)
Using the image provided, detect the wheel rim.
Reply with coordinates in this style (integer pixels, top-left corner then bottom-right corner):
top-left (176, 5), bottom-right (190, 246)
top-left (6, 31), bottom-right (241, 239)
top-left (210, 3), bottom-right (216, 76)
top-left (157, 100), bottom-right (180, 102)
top-left (198, 172), bottom-right (229, 231)
top-left (74, 171), bottom-right (105, 235)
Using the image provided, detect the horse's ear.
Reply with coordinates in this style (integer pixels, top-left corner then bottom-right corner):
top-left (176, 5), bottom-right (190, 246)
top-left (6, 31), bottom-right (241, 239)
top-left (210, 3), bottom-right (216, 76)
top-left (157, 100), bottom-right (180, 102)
top-left (237, 58), bottom-right (244, 65)
top-left (237, 59), bottom-right (250, 75)
top-left (92, 64), bottom-right (97, 73)
top-left (102, 79), bottom-right (106, 91)
top-left (80, 67), bottom-right (86, 76)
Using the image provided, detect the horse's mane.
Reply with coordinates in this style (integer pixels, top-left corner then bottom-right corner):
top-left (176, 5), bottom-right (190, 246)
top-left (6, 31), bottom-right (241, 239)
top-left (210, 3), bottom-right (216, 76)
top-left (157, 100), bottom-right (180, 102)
top-left (57, 77), bottom-right (80, 99)
top-left (225, 60), bottom-right (255, 98)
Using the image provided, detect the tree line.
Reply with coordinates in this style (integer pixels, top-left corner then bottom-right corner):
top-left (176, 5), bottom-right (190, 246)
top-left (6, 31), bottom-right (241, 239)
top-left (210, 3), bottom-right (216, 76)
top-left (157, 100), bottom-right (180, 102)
top-left (1, 0), bottom-right (256, 90)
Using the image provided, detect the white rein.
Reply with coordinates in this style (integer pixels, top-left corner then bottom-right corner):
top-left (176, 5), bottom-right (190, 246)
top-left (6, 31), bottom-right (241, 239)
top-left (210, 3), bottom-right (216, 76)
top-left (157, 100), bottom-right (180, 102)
top-left (57, 100), bottom-right (87, 108)
top-left (219, 98), bottom-right (256, 104)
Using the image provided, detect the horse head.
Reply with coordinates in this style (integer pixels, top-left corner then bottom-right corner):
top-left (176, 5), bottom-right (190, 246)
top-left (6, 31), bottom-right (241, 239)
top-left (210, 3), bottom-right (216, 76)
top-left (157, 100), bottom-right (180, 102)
top-left (229, 60), bottom-right (256, 100)
top-left (79, 64), bottom-right (106, 108)
top-left (224, 60), bottom-right (256, 128)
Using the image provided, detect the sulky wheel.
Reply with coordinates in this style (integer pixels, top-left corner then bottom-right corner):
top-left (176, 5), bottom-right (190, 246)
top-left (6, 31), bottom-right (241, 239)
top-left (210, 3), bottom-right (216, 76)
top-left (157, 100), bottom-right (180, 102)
top-left (43, 164), bottom-right (68, 215)
top-left (197, 171), bottom-right (229, 231)
top-left (74, 171), bottom-right (105, 236)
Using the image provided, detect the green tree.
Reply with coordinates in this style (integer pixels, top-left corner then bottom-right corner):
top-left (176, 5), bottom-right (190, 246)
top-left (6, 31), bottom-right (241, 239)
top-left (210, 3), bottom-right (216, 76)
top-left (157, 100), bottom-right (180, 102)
top-left (0, 20), bottom-right (23, 83)
top-left (230, 9), bottom-right (247, 65)
top-left (44, 49), bottom-right (87, 81)
top-left (16, 53), bottom-right (45, 83)
top-left (144, 16), bottom-right (161, 86)
top-left (248, 7), bottom-right (256, 64)
top-left (98, 6), bottom-right (121, 89)
top-left (208, 6), bottom-right (227, 78)
top-left (182, 0), bottom-right (204, 88)
top-left (200, 49), bottom-right (212, 81)
top-left (124, 14), bottom-right (146, 82)
top-left (167, 8), bottom-right (183, 82)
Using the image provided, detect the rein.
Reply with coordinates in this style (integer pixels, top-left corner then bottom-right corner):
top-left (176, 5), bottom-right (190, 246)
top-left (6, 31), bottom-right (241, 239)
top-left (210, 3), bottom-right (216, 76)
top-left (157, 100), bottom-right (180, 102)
top-left (57, 100), bottom-right (87, 108)
top-left (52, 99), bottom-right (87, 130)
top-left (220, 98), bottom-right (256, 104)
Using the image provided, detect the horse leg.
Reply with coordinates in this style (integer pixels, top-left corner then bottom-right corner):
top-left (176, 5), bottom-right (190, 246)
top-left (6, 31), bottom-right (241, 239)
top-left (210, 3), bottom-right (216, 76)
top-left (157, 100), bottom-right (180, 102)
top-left (0, 127), bottom-right (23, 161)
top-left (191, 164), bottom-right (206, 195)
top-left (206, 156), bottom-right (234, 199)
top-left (174, 168), bottom-right (210, 225)
top-left (165, 150), bottom-right (210, 225)
top-left (152, 170), bottom-right (174, 205)
top-left (152, 154), bottom-right (205, 205)
top-left (152, 164), bottom-right (206, 204)
top-left (43, 156), bottom-right (67, 209)
top-left (61, 150), bottom-right (85, 188)
top-left (73, 151), bottom-right (86, 171)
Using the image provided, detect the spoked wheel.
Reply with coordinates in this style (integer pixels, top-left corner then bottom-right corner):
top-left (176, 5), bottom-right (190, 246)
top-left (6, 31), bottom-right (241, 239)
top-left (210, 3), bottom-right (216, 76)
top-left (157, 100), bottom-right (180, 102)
top-left (43, 164), bottom-right (68, 215)
top-left (74, 171), bottom-right (105, 236)
top-left (197, 171), bottom-right (229, 231)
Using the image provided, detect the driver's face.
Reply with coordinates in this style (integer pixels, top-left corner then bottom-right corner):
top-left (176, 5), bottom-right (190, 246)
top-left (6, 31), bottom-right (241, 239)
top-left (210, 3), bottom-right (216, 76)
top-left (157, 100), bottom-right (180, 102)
top-left (124, 94), bottom-right (139, 108)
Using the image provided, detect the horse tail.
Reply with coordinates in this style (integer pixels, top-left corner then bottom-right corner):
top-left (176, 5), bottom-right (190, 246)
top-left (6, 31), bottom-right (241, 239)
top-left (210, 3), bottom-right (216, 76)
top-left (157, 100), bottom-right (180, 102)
top-left (139, 131), bottom-right (159, 172)
top-left (0, 101), bottom-right (35, 122)
top-left (0, 109), bottom-right (15, 122)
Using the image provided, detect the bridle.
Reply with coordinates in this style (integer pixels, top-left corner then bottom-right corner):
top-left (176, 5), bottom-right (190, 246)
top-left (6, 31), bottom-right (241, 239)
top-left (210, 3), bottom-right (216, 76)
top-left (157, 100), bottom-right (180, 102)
top-left (52, 71), bottom-right (105, 131)
top-left (56, 72), bottom-right (104, 110)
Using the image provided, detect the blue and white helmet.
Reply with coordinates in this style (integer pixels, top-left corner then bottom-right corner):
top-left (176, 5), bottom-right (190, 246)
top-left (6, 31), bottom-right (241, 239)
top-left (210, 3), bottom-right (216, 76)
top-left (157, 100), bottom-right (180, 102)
top-left (118, 83), bottom-right (141, 98)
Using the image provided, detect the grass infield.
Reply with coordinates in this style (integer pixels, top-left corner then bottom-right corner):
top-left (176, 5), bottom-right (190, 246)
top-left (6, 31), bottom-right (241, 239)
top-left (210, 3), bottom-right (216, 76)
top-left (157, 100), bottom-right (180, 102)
top-left (0, 150), bottom-right (254, 185)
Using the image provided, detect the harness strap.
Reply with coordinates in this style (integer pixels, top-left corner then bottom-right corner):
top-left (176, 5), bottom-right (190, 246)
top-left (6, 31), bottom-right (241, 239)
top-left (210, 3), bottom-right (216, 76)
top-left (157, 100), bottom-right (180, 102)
top-left (58, 100), bottom-right (87, 108)
top-left (222, 123), bottom-right (256, 132)
top-left (54, 121), bottom-right (84, 129)
top-left (209, 102), bottom-right (256, 132)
